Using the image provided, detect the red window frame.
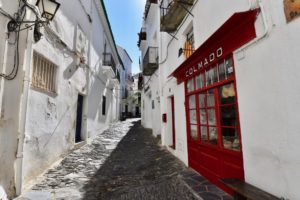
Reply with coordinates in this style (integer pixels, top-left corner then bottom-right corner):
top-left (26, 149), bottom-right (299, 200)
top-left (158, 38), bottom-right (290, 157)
top-left (185, 54), bottom-right (242, 153)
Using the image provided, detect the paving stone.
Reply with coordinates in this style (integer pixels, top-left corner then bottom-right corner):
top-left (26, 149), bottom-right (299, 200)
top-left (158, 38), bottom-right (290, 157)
top-left (16, 119), bottom-right (232, 200)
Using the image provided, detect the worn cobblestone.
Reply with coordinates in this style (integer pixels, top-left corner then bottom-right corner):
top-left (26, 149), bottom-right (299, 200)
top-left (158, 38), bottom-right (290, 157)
top-left (16, 119), bottom-right (232, 200)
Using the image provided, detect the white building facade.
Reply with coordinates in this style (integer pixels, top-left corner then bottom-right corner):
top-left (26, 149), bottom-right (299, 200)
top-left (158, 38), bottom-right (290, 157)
top-left (117, 45), bottom-right (136, 118)
top-left (0, 0), bottom-right (122, 198)
top-left (139, 0), bottom-right (300, 199)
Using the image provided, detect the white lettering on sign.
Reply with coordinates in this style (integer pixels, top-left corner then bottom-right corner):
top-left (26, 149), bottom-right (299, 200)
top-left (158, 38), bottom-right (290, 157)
top-left (185, 47), bottom-right (223, 78)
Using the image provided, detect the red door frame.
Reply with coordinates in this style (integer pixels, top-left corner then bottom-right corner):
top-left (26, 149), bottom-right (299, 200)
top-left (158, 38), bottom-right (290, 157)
top-left (184, 55), bottom-right (244, 194)
top-left (169, 9), bottom-right (260, 194)
top-left (170, 96), bottom-right (176, 149)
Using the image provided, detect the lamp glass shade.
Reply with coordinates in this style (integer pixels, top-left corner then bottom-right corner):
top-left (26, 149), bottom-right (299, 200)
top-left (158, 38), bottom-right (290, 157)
top-left (36, 0), bottom-right (60, 20)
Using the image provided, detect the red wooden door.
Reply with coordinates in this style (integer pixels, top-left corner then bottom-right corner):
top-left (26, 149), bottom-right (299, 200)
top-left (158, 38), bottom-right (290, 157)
top-left (185, 56), bottom-right (244, 194)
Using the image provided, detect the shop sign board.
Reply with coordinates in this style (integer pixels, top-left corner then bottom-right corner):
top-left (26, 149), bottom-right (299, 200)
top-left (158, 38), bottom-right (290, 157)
top-left (171, 9), bottom-right (260, 84)
top-left (185, 47), bottom-right (223, 78)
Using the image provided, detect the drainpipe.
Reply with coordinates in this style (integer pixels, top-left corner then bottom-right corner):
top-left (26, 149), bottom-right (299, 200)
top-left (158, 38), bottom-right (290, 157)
top-left (236, 0), bottom-right (269, 53)
top-left (15, 0), bottom-right (36, 194)
top-left (15, 22), bottom-right (33, 196)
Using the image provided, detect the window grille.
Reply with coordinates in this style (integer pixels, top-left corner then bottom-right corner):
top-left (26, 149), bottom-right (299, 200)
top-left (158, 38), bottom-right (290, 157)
top-left (184, 28), bottom-right (195, 59)
top-left (32, 52), bottom-right (57, 93)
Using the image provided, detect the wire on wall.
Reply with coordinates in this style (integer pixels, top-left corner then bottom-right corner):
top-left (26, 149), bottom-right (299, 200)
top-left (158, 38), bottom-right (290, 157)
top-left (0, 4), bottom-right (26, 80)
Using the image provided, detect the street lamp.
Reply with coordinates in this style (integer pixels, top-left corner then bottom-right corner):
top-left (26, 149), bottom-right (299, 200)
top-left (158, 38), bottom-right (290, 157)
top-left (36, 0), bottom-right (60, 21)
top-left (7, 0), bottom-right (60, 41)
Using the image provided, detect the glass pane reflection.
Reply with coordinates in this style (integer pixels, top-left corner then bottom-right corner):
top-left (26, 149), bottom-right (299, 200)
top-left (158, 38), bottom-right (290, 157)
top-left (189, 110), bottom-right (197, 124)
top-left (189, 95), bottom-right (196, 109)
top-left (219, 83), bottom-right (236, 105)
top-left (200, 126), bottom-right (208, 141)
top-left (190, 125), bottom-right (198, 140)
top-left (222, 128), bottom-right (240, 151)
top-left (209, 127), bottom-right (218, 145)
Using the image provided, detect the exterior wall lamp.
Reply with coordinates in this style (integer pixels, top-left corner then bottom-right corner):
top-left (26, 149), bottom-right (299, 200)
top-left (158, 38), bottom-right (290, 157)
top-left (36, 0), bottom-right (60, 21)
top-left (7, 0), bottom-right (60, 42)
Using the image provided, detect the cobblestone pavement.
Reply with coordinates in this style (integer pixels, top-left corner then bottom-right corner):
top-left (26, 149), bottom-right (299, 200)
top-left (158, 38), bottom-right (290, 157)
top-left (16, 119), bottom-right (232, 200)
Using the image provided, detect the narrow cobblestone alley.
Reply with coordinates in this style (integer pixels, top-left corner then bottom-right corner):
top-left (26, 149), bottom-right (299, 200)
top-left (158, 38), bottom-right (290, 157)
top-left (16, 119), bottom-right (232, 200)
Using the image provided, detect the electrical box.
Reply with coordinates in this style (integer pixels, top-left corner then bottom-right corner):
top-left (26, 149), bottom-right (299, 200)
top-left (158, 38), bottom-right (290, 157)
top-left (162, 113), bottom-right (167, 123)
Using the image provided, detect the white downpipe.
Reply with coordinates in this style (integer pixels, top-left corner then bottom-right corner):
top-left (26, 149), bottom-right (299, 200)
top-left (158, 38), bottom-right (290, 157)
top-left (15, 8), bottom-right (34, 196)
top-left (236, 0), bottom-right (269, 53)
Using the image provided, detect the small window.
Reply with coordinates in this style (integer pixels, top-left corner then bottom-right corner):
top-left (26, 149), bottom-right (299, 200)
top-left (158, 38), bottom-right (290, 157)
top-left (184, 28), bottom-right (195, 59)
top-left (102, 96), bottom-right (106, 115)
top-left (32, 52), bottom-right (57, 93)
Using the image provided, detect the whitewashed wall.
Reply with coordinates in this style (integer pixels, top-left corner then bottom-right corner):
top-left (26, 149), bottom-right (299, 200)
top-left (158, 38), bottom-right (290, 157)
top-left (158, 0), bottom-right (300, 199)
top-left (0, 0), bottom-right (37, 197)
top-left (21, 0), bottom-right (121, 194)
top-left (234, 0), bottom-right (300, 199)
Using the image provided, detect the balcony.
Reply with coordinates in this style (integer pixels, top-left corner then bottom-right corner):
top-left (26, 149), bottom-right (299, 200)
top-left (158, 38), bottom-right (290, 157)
top-left (137, 28), bottom-right (147, 47)
top-left (142, 47), bottom-right (158, 76)
top-left (102, 53), bottom-right (116, 78)
top-left (160, 0), bottom-right (194, 33)
top-left (138, 74), bottom-right (143, 90)
top-left (144, 0), bottom-right (158, 19)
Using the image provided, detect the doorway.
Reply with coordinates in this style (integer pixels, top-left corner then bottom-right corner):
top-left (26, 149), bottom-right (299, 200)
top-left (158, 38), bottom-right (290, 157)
top-left (75, 94), bottom-right (84, 143)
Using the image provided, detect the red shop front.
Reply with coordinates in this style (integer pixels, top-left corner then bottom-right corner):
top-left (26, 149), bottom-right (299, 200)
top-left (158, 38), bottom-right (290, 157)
top-left (171, 9), bottom-right (260, 193)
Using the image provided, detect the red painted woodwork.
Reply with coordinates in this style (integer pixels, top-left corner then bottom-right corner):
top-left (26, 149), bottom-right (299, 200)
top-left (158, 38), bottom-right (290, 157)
top-left (170, 9), bottom-right (260, 84)
top-left (170, 9), bottom-right (261, 194)
top-left (171, 96), bottom-right (176, 149)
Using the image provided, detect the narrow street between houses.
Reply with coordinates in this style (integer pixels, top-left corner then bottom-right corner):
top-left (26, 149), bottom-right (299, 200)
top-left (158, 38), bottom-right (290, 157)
top-left (16, 119), bottom-right (231, 200)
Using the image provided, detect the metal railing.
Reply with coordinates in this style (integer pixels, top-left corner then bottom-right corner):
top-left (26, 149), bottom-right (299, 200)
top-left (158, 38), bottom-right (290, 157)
top-left (137, 27), bottom-right (147, 47)
top-left (102, 53), bottom-right (116, 73)
top-left (160, 0), bottom-right (194, 32)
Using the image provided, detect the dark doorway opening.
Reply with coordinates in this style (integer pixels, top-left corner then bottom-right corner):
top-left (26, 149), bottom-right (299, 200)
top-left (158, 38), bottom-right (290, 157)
top-left (75, 94), bottom-right (84, 143)
top-left (135, 106), bottom-right (140, 117)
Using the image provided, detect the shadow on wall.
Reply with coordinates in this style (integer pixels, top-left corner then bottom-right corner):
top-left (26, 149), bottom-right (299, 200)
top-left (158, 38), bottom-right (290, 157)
top-left (63, 60), bottom-right (79, 80)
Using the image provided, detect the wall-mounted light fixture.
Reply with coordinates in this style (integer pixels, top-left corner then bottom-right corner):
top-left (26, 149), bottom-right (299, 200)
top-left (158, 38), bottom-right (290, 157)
top-left (7, 0), bottom-right (60, 42)
top-left (0, 0), bottom-right (60, 80)
top-left (36, 0), bottom-right (60, 21)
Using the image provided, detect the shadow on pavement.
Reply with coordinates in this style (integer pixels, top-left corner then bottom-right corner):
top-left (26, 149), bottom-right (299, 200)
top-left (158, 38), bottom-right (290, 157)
top-left (81, 120), bottom-right (198, 200)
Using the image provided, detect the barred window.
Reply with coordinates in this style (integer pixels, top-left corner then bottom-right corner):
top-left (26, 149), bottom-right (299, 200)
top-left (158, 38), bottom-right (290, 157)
top-left (32, 52), bottom-right (57, 93)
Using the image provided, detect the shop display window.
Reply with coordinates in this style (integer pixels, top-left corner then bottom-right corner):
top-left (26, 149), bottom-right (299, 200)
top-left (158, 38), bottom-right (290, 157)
top-left (187, 78), bottom-right (194, 92)
top-left (188, 94), bottom-right (198, 141)
top-left (186, 56), bottom-right (241, 151)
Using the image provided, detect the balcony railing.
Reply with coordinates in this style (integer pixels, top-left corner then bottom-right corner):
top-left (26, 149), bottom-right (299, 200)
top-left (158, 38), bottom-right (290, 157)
top-left (143, 47), bottom-right (158, 76)
top-left (160, 0), bottom-right (194, 32)
top-left (103, 53), bottom-right (116, 73)
top-left (144, 0), bottom-right (158, 19)
top-left (138, 74), bottom-right (143, 90)
top-left (137, 28), bottom-right (147, 47)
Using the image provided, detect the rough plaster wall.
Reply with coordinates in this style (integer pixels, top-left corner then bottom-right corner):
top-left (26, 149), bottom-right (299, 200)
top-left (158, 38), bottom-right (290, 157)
top-left (0, 1), bottom-right (33, 197)
top-left (23, 34), bottom-right (83, 184)
top-left (141, 72), bottom-right (161, 136)
top-left (234, 0), bottom-right (300, 199)
top-left (172, 83), bottom-right (188, 165)
top-left (22, 0), bottom-right (120, 189)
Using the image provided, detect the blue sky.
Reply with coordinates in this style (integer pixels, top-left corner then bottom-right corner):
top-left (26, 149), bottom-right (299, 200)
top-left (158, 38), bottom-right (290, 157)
top-left (103, 0), bottom-right (146, 74)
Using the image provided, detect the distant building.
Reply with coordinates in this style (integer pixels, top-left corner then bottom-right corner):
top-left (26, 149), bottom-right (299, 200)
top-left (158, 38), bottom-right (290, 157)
top-left (0, 0), bottom-right (122, 198)
top-left (117, 46), bottom-right (135, 119)
top-left (139, 0), bottom-right (300, 199)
